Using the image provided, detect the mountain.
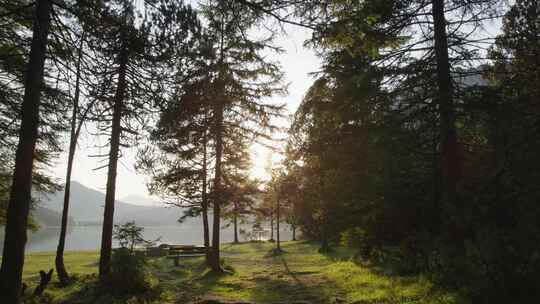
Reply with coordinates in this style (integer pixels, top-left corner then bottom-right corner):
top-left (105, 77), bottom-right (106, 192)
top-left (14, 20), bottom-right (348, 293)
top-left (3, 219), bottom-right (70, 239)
top-left (31, 206), bottom-right (74, 228)
top-left (37, 181), bottom-right (192, 226)
top-left (119, 194), bottom-right (161, 206)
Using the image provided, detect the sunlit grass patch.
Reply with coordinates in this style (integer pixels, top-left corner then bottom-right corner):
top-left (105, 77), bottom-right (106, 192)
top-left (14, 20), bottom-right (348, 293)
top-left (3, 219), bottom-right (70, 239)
top-left (23, 251), bottom-right (98, 284)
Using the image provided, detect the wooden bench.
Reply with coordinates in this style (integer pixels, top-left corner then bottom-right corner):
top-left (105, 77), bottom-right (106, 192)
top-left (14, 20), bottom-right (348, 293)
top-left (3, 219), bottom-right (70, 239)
top-left (165, 245), bottom-right (207, 266)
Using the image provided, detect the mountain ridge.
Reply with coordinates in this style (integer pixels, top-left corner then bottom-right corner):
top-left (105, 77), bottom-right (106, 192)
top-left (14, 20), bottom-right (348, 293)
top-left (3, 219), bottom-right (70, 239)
top-left (32, 206), bottom-right (75, 228)
top-left (37, 181), bottom-right (192, 226)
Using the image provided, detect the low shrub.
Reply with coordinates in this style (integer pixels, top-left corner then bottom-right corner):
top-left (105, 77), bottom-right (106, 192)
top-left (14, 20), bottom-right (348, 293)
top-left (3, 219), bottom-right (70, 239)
top-left (107, 248), bottom-right (154, 296)
top-left (341, 227), bottom-right (375, 259)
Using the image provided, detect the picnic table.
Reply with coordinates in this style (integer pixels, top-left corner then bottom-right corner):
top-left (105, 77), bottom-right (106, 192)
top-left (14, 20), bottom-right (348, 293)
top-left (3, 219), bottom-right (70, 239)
top-left (163, 245), bottom-right (207, 266)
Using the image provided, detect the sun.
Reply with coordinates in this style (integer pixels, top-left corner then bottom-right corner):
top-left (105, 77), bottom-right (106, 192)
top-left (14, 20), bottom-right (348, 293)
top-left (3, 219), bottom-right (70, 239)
top-left (249, 143), bottom-right (282, 182)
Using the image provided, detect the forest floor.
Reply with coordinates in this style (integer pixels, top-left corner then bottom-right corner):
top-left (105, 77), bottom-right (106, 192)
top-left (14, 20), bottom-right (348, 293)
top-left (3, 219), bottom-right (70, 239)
top-left (22, 241), bottom-right (464, 303)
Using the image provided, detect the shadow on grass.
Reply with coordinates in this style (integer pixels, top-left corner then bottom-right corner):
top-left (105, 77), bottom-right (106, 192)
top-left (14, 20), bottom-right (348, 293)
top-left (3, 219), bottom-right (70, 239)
top-left (314, 244), bottom-right (456, 303)
top-left (313, 242), bottom-right (405, 275)
top-left (179, 251), bottom-right (341, 303)
top-left (277, 253), bottom-right (344, 303)
top-left (306, 242), bottom-right (427, 280)
top-left (316, 244), bottom-right (357, 262)
top-left (198, 273), bottom-right (328, 303)
top-left (279, 254), bottom-right (303, 286)
top-left (263, 247), bottom-right (286, 258)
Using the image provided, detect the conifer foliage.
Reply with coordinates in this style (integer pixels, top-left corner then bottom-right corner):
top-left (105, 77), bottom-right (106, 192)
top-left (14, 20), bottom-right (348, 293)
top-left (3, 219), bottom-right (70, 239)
top-left (2, 0), bottom-right (540, 303)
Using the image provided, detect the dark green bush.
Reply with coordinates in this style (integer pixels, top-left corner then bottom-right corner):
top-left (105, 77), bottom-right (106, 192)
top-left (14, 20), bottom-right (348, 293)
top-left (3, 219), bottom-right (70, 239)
top-left (341, 227), bottom-right (373, 259)
top-left (107, 248), bottom-right (152, 296)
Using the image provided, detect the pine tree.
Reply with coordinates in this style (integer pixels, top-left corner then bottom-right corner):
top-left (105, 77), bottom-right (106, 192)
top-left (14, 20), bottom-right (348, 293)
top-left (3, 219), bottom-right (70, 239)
top-left (0, 0), bottom-right (54, 301)
top-left (55, 29), bottom-right (94, 286)
top-left (221, 136), bottom-right (260, 244)
top-left (0, 0), bottom-right (70, 227)
top-left (247, 0), bottom-right (505, 239)
top-left (265, 169), bottom-right (285, 252)
top-left (137, 65), bottom-right (215, 261)
top-left (77, 0), bottom-right (199, 278)
top-left (201, 0), bottom-right (286, 271)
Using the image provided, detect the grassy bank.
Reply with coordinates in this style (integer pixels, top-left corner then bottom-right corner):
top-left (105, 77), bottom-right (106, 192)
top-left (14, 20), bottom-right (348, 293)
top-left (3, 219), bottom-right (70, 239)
top-left (22, 241), bottom-right (463, 303)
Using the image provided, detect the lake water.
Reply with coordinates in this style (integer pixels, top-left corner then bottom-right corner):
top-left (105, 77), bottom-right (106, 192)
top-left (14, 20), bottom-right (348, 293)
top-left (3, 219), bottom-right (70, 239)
top-left (0, 224), bottom-right (294, 253)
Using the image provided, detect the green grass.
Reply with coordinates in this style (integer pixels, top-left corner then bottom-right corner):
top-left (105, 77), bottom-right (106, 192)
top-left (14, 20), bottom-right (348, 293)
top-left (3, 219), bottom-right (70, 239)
top-left (22, 241), bottom-right (464, 303)
top-left (23, 251), bottom-right (98, 283)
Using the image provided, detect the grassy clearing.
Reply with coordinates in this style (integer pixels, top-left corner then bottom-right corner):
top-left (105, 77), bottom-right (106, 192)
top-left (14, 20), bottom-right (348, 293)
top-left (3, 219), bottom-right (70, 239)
top-left (21, 241), bottom-right (464, 303)
top-left (23, 251), bottom-right (98, 283)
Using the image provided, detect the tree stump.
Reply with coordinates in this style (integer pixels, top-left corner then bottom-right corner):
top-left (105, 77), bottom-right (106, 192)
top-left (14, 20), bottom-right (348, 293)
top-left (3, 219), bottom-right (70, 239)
top-left (33, 269), bottom-right (54, 296)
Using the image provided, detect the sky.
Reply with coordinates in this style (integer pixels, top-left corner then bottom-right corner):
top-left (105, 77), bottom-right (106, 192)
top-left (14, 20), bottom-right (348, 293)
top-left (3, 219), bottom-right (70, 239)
top-left (49, 24), bottom-right (321, 205)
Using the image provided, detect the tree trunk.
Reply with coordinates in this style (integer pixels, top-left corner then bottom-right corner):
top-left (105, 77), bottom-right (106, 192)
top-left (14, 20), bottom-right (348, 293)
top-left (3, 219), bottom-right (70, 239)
top-left (55, 107), bottom-right (76, 286)
top-left (270, 215), bottom-right (274, 241)
top-left (202, 202), bottom-right (210, 251)
top-left (210, 98), bottom-right (224, 272)
top-left (319, 219), bottom-right (331, 253)
top-left (276, 198), bottom-right (281, 251)
top-left (320, 235), bottom-right (330, 253)
top-left (292, 224), bottom-right (296, 241)
top-left (33, 269), bottom-right (53, 296)
top-left (201, 129), bottom-right (210, 262)
top-left (55, 32), bottom-right (85, 286)
top-left (432, 0), bottom-right (458, 207)
top-left (233, 202), bottom-right (239, 244)
top-left (98, 44), bottom-right (128, 278)
top-left (0, 1), bottom-right (52, 302)
top-left (209, 16), bottom-right (226, 272)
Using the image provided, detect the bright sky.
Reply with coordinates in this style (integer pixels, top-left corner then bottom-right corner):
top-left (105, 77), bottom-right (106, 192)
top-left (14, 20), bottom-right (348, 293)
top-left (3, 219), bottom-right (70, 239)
top-left (49, 24), bottom-right (321, 204)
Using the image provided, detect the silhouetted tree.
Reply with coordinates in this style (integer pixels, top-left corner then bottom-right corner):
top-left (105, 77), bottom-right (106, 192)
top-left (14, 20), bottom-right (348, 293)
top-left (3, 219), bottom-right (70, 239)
top-left (55, 29), bottom-right (94, 286)
top-left (221, 136), bottom-right (260, 244)
top-left (137, 65), bottom-right (214, 261)
top-left (200, 0), bottom-right (286, 271)
top-left (0, 0), bottom-right (54, 301)
top-left (78, 0), bottom-right (199, 278)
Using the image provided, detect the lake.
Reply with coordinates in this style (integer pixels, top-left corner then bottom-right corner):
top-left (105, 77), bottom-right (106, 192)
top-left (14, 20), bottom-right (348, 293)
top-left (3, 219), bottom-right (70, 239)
top-left (0, 223), bottom-right (294, 253)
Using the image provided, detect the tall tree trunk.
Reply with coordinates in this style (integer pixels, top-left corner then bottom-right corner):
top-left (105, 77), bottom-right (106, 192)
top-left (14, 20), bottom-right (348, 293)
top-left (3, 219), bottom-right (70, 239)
top-left (432, 0), bottom-right (458, 207)
top-left (276, 198), bottom-right (281, 251)
top-left (320, 231), bottom-right (330, 252)
top-left (319, 209), bottom-right (332, 252)
top-left (270, 214), bottom-right (274, 241)
top-left (55, 32), bottom-right (85, 286)
top-left (0, 1), bottom-right (53, 302)
top-left (319, 213), bottom-right (331, 252)
top-left (493, 107), bottom-right (508, 226)
top-left (98, 44), bottom-right (128, 278)
top-left (201, 129), bottom-right (210, 262)
top-left (318, 147), bottom-right (330, 252)
top-left (210, 99), bottom-right (224, 272)
top-left (233, 202), bottom-right (239, 244)
top-left (209, 14), bottom-right (226, 272)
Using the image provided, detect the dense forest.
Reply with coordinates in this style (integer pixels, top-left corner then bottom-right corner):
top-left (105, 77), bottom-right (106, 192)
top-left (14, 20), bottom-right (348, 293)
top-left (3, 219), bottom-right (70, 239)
top-left (1, 0), bottom-right (539, 303)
